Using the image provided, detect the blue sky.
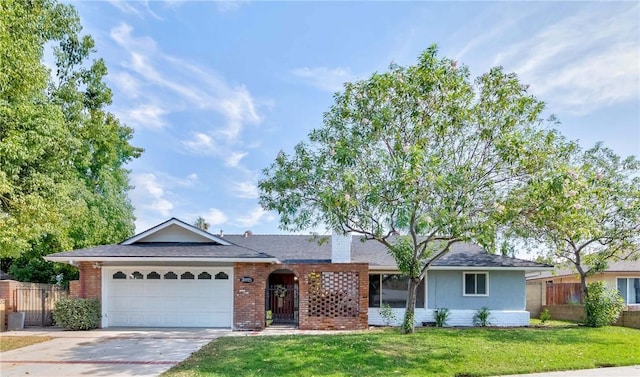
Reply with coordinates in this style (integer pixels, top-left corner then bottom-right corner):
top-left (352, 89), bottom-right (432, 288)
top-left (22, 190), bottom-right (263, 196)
top-left (70, 1), bottom-right (640, 235)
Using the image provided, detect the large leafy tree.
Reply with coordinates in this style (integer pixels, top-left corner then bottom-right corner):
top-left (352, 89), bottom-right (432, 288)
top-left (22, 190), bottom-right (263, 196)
top-left (505, 144), bottom-right (640, 308)
top-left (0, 0), bottom-right (142, 279)
top-left (259, 45), bottom-right (567, 333)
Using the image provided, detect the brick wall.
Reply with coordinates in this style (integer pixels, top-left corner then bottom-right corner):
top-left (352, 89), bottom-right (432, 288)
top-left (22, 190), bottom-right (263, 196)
top-left (616, 310), bottom-right (640, 329)
top-left (234, 263), bottom-right (369, 331)
top-left (74, 262), bottom-right (101, 299)
top-left (543, 304), bottom-right (640, 329)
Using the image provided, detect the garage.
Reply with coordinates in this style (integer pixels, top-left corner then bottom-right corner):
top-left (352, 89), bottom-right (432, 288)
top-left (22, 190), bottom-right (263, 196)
top-left (104, 267), bottom-right (233, 328)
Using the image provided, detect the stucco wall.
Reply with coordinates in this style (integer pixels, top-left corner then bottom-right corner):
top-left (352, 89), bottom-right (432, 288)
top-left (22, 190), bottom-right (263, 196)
top-left (428, 270), bottom-right (525, 310)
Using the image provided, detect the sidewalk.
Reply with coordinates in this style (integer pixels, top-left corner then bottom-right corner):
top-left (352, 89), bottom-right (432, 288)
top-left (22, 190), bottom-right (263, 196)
top-left (498, 365), bottom-right (640, 376)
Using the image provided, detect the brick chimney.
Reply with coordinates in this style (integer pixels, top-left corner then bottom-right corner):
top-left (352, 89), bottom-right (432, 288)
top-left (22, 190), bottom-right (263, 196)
top-left (331, 232), bottom-right (352, 263)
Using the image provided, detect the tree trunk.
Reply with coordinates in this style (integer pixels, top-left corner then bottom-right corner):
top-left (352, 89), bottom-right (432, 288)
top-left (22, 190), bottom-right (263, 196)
top-left (401, 277), bottom-right (420, 334)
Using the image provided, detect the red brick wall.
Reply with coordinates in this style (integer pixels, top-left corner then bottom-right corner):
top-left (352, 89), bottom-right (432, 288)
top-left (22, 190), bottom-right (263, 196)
top-left (234, 263), bottom-right (369, 331)
top-left (76, 262), bottom-right (101, 299)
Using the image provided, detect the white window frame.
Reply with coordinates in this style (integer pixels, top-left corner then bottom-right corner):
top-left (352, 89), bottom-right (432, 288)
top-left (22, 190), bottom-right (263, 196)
top-left (463, 271), bottom-right (489, 297)
top-left (616, 276), bottom-right (640, 306)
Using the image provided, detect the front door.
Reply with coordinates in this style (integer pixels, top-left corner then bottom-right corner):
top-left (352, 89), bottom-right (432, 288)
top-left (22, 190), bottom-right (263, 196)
top-left (266, 273), bottom-right (298, 323)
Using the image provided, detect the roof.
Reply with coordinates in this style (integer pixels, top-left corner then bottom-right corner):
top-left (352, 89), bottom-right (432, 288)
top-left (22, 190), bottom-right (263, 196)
top-left (44, 218), bottom-right (552, 270)
top-left (527, 259), bottom-right (640, 280)
top-left (224, 234), bottom-right (552, 270)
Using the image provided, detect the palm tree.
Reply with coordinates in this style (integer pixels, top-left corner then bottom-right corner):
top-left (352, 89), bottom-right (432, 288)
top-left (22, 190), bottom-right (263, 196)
top-left (194, 216), bottom-right (210, 231)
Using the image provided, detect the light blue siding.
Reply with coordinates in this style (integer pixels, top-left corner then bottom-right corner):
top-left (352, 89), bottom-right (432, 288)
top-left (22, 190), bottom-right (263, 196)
top-left (427, 270), bottom-right (525, 310)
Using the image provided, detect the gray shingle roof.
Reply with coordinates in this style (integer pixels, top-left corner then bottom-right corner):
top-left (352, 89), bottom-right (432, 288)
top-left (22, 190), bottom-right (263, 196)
top-left (225, 234), bottom-right (551, 269)
top-left (528, 259), bottom-right (639, 280)
top-left (46, 242), bottom-right (273, 259)
top-left (47, 232), bottom-right (551, 269)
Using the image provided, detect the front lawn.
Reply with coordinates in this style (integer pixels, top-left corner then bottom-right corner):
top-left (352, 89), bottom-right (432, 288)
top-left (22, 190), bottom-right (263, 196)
top-left (164, 326), bottom-right (640, 377)
top-left (0, 336), bottom-right (53, 352)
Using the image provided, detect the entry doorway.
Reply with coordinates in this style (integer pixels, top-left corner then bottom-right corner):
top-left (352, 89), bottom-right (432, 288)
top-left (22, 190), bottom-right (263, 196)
top-left (266, 270), bottom-right (298, 324)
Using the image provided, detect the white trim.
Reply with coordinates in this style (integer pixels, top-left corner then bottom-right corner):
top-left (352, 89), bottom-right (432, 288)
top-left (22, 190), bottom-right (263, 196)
top-left (616, 276), bottom-right (640, 305)
top-left (463, 271), bottom-right (489, 297)
top-left (368, 308), bottom-right (531, 327)
top-left (121, 218), bottom-right (231, 245)
top-left (431, 266), bottom-right (553, 271)
top-left (369, 266), bottom-right (553, 272)
top-left (101, 267), bottom-right (108, 328)
top-left (45, 256), bottom-right (278, 264)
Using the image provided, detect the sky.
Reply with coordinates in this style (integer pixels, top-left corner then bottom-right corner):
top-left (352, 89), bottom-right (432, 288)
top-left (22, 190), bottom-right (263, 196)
top-left (69, 1), bottom-right (640, 235)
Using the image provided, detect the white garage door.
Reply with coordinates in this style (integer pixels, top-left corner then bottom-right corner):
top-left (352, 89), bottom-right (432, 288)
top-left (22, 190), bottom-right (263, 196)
top-left (105, 267), bottom-right (233, 327)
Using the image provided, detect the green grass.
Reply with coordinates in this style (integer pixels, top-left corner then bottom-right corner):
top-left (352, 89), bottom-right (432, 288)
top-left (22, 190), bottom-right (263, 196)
top-left (0, 336), bottom-right (53, 352)
top-left (163, 326), bottom-right (640, 377)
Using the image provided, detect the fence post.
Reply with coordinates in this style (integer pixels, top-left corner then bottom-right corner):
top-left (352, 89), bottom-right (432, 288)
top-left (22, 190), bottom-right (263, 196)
top-left (41, 288), bottom-right (48, 327)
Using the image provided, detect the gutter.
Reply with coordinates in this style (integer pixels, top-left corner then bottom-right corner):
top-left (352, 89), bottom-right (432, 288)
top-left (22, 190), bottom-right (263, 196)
top-left (44, 256), bottom-right (280, 264)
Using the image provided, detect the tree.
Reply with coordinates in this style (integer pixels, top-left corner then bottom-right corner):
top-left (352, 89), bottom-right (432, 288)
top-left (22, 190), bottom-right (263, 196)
top-left (259, 45), bottom-right (566, 333)
top-left (0, 0), bottom-right (141, 270)
top-left (194, 216), bottom-right (210, 231)
top-left (505, 143), bottom-right (640, 317)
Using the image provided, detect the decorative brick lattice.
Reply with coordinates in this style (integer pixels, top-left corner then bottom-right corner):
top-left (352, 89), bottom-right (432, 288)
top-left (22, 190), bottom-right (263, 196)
top-left (307, 271), bottom-right (359, 317)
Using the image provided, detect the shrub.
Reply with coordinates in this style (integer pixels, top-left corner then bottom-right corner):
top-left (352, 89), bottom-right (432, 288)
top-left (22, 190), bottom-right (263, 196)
top-left (434, 308), bottom-right (450, 327)
top-left (379, 303), bottom-right (397, 326)
top-left (473, 307), bottom-right (492, 327)
top-left (265, 310), bottom-right (273, 327)
top-left (53, 298), bottom-right (101, 330)
top-left (539, 308), bottom-right (551, 324)
top-left (583, 281), bottom-right (625, 327)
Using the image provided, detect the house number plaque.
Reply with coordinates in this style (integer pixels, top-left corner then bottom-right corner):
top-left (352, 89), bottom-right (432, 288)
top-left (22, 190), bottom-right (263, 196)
top-left (239, 276), bottom-right (254, 283)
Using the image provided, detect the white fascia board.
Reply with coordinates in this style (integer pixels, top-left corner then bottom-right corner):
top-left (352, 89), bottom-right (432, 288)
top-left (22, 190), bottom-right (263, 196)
top-left (368, 265), bottom-right (553, 272)
top-left (44, 256), bottom-right (279, 264)
top-left (121, 218), bottom-right (231, 245)
top-left (428, 266), bottom-right (554, 271)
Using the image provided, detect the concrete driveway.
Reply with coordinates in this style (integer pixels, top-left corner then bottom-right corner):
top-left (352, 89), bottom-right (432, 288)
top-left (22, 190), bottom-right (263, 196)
top-left (0, 328), bottom-right (232, 377)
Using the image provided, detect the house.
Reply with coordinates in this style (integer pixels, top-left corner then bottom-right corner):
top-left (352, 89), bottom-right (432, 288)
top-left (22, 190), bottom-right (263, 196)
top-left (45, 218), bottom-right (553, 330)
top-left (527, 260), bottom-right (640, 307)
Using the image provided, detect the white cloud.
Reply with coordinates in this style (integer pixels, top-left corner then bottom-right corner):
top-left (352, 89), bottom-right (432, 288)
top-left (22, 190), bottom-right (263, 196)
top-left (108, 1), bottom-right (143, 17)
top-left (130, 173), bottom-right (174, 217)
top-left (204, 208), bottom-right (228, 226)
top-left (110, 23), bottom-right (263, 143)
top-left (183, 133), bottom-right (216, 154)
top-left (493, 4), bottom-right (639, 115)
top-left (225, 151), bottom-right (247, 167)
top-left (110, 72), bottom-right (141, 98)
top-left (231, 181), bottom-right (259, 199)
top-left (123, 104), bottom-right (168, 129)
top-left (235, 206), bottom-right (272, 228)
top-left (291, 66), bottom-right (354, 93)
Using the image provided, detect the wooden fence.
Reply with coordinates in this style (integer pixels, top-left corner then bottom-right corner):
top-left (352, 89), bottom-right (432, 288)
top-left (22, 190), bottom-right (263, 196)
top-left (0, 281), bottom-right (68, 328)
top-left (546, 283), bottom-right (582, 305)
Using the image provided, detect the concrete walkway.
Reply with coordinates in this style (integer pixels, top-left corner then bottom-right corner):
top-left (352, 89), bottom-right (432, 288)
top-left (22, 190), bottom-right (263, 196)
top-left (497, 365), bottom-right (640, 377)
top-left (1, 328), bottom-right (639, 377)
top-left (0, 328), bottom-right (232, 377)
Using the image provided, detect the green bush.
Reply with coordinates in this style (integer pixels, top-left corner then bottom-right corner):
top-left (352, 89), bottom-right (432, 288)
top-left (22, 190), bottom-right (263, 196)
top-left (379, 303), bottom-right (397, 326)
top-left (53, 298), bottom-right (101, 330)
top-left (473, 307), bottom-right (492, 327)
top-left (539, 308), bottom-right (551, 324)
top-left (434, 308), bottom-right (450, 327)
top-left (584, 281), bottom-right (624, 327)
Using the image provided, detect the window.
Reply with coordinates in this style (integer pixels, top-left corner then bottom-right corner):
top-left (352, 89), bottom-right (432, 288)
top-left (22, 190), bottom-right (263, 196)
top-left (113, 271), bottom-right (126, 279)
top-left (131, 271), bottom-right (143, 280)
top-left (164, 271), bottom-right (178, 280)
top-left (147, 271), bottom-right (161, 279)
top-left (198, 272), bottom-right (212, 280)
top-left (215, 271), bottom-right (229, 280)
top-left (463, 272), bottom-right (488, 296)
top-left (368, 274), bottom-right (425, 308)
top-left (617, 277), bottom-right (640, 305)
top-left (181, 272), bottom-right (195, 280)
